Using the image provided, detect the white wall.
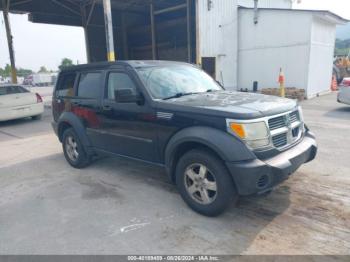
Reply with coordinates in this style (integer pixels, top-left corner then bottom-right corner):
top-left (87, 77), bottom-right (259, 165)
top-left (307, 16), bottom-right (336, 98)
top-left (197, 0), bottom-right (238, 89)
top-left (238, 9), bottom-right (312, 91)
top-left (238, 0), bottom-right (292, 8)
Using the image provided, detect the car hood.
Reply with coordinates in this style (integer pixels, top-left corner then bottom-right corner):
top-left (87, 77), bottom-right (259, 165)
top-left (162, 91), bottom-right (297, 119)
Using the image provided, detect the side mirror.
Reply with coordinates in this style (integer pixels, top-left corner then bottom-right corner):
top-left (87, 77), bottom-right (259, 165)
top-left (115, 89), bottom-right (143, 104)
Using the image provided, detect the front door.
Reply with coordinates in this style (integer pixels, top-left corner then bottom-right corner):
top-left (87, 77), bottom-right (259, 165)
top-left (93, 70), bottom-right (158, 163)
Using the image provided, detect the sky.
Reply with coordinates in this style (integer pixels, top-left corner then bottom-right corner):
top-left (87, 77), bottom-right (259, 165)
top-left (1, 0), bottom-right (350, 72)
top-left (0, 13), bottom-right (87, 72)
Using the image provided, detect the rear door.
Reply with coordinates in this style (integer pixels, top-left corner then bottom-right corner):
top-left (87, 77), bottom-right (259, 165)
top-left (73, 71), bottom-right (103, 146)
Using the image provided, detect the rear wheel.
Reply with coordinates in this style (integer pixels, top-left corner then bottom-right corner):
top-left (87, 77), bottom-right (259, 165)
top-left (175, 149), bottom-right (238, 216)
top-left (62, 128), bottom-right (91, 168)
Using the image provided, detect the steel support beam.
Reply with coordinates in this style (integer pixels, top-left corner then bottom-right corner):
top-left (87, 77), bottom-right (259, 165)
top-left (121, 13), bottom-right (129, 60)
top-left (51, 0), bottom-right (80, 16)
top-left (2, 0), bottom-right (17, 84)
top-left (103, 0), bottom-right (115, 61)
top-left (81, 5), bottom-right (91, 63)
top-left (150, 0), bottom-right (157, 60)
top-left (154, 3), bottom-right (187, 16)
top-left (186, 0), bottom-right (192, 63)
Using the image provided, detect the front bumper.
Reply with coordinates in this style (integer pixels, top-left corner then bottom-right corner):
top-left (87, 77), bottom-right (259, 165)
top-left (226, 131), bottom-right (317, 196)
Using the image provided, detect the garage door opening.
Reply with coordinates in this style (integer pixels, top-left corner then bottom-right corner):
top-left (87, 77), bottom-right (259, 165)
top-left (80, 0), bottom-right (197, 63)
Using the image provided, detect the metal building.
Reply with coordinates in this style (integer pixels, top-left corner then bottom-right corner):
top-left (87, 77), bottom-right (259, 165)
top-left (0, 0), bottom-right (348, 96)
top-left (238, 7), bottom-right (348, 98)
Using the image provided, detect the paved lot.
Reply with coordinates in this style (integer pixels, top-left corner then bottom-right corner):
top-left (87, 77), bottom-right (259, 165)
top-left (0, 93), bottom-right (349, 255)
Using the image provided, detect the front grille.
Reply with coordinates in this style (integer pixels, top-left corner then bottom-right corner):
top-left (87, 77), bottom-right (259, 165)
top-left (268, 116), bottom-right (286, 130)
top-left (289, 111), bottom-right (299, 123)
top-left (267, 110), bottom-right (303, 149)
top-left (272, 133), bottom-right (288, 147)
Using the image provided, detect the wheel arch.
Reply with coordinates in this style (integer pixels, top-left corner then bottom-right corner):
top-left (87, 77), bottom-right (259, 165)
top-left (57, 112), bottom-right (93, 151)
top-left (164, 126), bottom-right (256, 183)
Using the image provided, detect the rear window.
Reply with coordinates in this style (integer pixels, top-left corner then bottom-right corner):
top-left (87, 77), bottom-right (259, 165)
top-left (56, 73), bottom-right (76, 97)
top-left (0, 87), bottom-right (6, 96)
top-left (77, 72), bottom-right (102, 99)
top-left (0, 86), bottom-right (29, 95)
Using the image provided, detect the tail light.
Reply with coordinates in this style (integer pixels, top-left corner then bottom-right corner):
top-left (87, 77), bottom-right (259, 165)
top-left (341, 79), bottom-right (350, 87)
top-left (36, 93), bottom-right (43, 103)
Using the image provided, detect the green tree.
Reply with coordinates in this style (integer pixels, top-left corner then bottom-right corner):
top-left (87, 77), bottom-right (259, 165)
top-left (4, 64), bottom-right (11, 77)
top-left (59, 58), bottom-right (73, 70)
top-left (38, 66), bottom-right (48, 73)
top-left (17, 68), bottom-right (33, 77)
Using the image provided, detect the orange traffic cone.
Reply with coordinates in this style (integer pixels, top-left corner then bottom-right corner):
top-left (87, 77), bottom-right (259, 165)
top-left (331, 75), bottom-right (338, 91)
top-left (278, 68), bottom-right (285, 97)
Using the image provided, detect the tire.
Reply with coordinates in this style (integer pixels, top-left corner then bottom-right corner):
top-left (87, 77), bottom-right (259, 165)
top-left (32, 114), bottom-right (42, 120)
top-left (175, 149), bottom-right (238, 217)
top-left (62, 128), bottom-right (91, 168)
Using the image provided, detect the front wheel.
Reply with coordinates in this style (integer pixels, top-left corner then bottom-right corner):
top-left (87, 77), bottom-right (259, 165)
top-left (62, 128), bottom-right (91, 168)
top-left (175, 149), bottom-right (238, 217)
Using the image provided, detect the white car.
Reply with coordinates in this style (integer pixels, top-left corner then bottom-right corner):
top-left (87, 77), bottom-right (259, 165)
top-left (0, 84), bottom-right (44, 121)
top-left (337, 78), bottom-right (350, 105)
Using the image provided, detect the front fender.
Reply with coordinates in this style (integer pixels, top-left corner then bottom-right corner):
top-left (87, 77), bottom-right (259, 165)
top-left (164, 126), bottom-right (256, 174)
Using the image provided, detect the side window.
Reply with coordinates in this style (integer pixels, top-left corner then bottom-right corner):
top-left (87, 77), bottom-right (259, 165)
top-left (17, 86), bottom-right (29, 93)
top-left (77, 72), bottom-right (102, 99)
top-left (56, 73), bottom-right (76, 97)
top-left (5, 86), bottom-right (23, 94)
top-left (107, 72), bottom-right (137, 100)
top-left (0, 88), bottom-right (6, 96)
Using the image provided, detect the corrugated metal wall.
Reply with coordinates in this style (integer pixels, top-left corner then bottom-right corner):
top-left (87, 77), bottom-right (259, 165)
top-left (197, 0), bottom-right (238, 89)
top-left (238, 8), bottom-right (337, 98)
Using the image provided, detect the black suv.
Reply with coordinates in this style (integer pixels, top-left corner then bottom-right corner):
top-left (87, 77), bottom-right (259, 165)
top-left (52, 61), bottom-right (317, 216)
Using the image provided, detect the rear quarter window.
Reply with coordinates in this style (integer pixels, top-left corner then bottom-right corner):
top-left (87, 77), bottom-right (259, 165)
top-left (77, 72), bottom-right (102, 99)
top-left (56, 73), bottom-right (76, 97)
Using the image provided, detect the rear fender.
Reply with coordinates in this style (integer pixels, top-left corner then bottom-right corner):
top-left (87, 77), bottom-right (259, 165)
top-left (57, 112), bottom-right (93, 153)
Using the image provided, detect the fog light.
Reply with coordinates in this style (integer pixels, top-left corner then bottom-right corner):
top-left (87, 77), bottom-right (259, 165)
top-left (257, 175), bottom-right (269, 189)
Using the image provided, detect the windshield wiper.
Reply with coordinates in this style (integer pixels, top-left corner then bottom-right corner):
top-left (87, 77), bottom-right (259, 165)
top-left (163, 92), bottom-right (198, 100)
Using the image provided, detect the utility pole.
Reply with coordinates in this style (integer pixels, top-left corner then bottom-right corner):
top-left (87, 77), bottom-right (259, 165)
top-left (103, 0), bottom-right (115, 61)
top-left (2, 0), bottom-right (17, 83)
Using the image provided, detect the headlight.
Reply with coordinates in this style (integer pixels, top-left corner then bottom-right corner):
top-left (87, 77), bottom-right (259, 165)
top-left (226, 120), bottom-right (270, 149)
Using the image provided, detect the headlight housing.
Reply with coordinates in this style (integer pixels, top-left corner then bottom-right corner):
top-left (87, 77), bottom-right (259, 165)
top-left (226, 119), bottom-right (270, 149)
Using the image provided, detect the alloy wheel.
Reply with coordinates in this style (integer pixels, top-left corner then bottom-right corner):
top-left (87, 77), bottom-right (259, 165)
top-left (184, 163), bottom-right (218, 205)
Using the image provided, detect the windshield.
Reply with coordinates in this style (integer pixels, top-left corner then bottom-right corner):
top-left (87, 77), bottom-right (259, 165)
top-left (137, 65), bottom-right (223, 100)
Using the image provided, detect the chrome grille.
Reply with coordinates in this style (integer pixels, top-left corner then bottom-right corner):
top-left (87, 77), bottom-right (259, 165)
top-left (268, 110), bottom-right (303, 149)
top-left (268, 116), bottom-right (286, 130)
top-left (272, 133), bottom-right (288, 148)
top-left (289, 111), bottom-right (299, 123)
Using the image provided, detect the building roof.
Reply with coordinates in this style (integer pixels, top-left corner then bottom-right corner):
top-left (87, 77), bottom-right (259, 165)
top-left (238, 6), bottom-right (349, 25)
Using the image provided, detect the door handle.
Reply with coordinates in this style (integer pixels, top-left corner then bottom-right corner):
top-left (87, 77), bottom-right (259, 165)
top-left (72, 101), bottom-right (81, 106)
top-left (102, 105), bottom-right (112, 111)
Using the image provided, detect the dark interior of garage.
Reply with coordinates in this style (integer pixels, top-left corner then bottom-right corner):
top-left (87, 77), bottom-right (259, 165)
top-left (0, 0), bottom-right (197, 64)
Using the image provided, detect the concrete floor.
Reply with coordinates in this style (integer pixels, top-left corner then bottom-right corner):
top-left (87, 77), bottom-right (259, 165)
top-left (0, 93), bottom-right (349, 255)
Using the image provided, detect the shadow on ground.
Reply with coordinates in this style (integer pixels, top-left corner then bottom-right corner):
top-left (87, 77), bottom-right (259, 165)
top-left (324, 105), bottom-right (350, 120)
